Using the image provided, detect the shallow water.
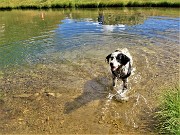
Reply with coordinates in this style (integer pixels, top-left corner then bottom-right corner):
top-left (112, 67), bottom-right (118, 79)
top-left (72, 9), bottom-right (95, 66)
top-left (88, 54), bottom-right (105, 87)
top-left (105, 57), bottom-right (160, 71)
top-left (0, 8), bottom-right (179, 134)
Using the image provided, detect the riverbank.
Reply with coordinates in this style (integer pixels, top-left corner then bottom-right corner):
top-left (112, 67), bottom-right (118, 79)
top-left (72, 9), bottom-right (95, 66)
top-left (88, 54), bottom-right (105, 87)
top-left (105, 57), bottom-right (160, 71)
top-left (155, 87), bottom-right (180, 134)
top-left (0, 0), bottom-right (179, 10)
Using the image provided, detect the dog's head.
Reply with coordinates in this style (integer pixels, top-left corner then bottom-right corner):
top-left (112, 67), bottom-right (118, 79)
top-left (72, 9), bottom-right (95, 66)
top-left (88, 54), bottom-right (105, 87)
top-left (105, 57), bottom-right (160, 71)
top-left (106, 50), bottom-right (130, 71)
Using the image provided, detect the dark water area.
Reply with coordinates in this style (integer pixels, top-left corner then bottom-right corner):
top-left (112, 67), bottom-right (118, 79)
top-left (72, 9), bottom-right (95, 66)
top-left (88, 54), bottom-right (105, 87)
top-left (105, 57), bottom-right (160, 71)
top-left (0, 8), bottom-right (179, 134)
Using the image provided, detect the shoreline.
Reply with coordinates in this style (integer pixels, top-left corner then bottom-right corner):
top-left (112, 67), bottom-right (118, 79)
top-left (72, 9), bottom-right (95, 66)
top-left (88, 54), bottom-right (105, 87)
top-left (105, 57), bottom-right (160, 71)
top-left (0, 1), bottom-right (179, 10)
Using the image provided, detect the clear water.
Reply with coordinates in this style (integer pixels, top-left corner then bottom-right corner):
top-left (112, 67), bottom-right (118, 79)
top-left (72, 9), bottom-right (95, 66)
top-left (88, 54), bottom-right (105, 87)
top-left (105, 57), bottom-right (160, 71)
top-left (0, 8), bottom-right (179, 69)
top-left (0, 8), bottom-right (179, 134)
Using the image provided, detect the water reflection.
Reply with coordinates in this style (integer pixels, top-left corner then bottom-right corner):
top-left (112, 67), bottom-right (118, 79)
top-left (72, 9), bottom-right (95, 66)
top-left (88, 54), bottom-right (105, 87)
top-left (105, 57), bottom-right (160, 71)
top-left (98, 13), bottom-right (126, 33)
top-left (0, 8), bottom-right (179, 134)
top-left (127, 17), bottom-right (180, 41)
top-left (0, 8), bottom-right (179, 69)
top-left (97, 11), bottom-right (145, 25)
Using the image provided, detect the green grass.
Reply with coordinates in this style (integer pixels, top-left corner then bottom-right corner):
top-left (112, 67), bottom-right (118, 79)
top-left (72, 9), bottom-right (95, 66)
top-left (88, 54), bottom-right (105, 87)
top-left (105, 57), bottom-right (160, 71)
top-left (0, 0), bottom-right (179, 9)
top-left (155, 86), bottom-right (180, 134)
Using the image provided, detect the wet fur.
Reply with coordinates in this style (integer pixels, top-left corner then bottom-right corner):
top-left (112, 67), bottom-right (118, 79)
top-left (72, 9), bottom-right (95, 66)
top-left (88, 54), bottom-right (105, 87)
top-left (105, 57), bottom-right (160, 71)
top-left (106, 48), bottom-right (133, 92)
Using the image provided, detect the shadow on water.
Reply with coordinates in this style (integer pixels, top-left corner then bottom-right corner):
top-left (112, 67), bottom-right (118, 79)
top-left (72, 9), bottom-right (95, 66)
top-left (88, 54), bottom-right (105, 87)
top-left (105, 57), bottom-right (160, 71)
top-left (64, 76), bottom-right (110, 114)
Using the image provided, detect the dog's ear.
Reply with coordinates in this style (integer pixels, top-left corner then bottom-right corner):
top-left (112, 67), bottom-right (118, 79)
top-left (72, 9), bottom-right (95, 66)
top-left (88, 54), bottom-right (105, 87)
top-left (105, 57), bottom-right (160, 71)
top-left (105, 54), bottom-right (111, 63)
top-left (117, 53), bottom-right (130, 65)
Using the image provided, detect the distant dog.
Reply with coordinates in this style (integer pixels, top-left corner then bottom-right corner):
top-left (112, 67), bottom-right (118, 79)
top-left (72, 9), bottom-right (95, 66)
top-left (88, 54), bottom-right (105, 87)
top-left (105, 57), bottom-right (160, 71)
top-left (106, 48), bottom-right (133, 97)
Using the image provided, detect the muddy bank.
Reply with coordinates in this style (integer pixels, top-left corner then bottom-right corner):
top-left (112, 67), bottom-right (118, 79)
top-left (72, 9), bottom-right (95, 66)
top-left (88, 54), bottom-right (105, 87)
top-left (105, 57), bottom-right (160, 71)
top-left (0, 36), bottom-right (179, 134)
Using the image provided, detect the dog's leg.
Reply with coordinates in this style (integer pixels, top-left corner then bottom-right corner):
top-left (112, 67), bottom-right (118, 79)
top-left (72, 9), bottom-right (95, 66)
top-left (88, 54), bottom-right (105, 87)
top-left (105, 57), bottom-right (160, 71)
top-left (115, 78), bottom-right (129, 101)
top-left (122, 78), bottom-right (128, 90)
top-left (112, 75), bottom-right (117, 87)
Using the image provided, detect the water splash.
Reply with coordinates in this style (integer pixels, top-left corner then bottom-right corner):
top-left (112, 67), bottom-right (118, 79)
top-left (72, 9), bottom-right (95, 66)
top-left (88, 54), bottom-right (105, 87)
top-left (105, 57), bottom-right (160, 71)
top-left (125, 93), bottom-right (153, 128)
top-left (98, 93), bottom-right (114, 124)
top-left (99, 86), bottom-right (153, 129)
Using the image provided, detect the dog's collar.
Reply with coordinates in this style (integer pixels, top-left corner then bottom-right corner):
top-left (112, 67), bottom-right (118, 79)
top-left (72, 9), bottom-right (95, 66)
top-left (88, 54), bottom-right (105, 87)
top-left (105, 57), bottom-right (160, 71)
top-left (112, 62), bottom-right (131, 79)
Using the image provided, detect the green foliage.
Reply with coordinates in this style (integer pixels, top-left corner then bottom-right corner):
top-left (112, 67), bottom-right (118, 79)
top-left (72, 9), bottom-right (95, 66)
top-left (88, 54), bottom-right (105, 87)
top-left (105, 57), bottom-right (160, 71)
top-left (0, 0), bottom-right (179, 9)
top-left (155, 87), bottom-right (180, 134)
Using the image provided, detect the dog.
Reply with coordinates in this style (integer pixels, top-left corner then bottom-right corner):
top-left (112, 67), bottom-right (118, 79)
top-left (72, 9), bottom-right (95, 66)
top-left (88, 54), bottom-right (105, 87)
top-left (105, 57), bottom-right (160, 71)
top-left (106, 48), bottom-right (133, 99)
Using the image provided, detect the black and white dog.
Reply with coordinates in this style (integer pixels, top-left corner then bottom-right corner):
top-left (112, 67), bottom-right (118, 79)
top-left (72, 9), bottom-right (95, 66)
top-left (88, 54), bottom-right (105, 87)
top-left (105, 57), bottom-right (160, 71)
top-left (106, 48), bottom-right (133, 99)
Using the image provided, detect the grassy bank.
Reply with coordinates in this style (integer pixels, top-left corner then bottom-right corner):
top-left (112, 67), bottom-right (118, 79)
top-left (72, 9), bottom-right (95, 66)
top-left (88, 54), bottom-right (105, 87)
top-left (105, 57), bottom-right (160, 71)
top-left (155, 87), bottom-right (180, 134)
top-left (0, 0), bottom-right (179, 9)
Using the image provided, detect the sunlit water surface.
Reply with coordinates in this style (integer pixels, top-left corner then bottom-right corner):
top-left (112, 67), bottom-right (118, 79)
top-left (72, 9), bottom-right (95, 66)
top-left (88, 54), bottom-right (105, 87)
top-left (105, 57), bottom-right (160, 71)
top-left (0, 8), bottom-right (179, 134)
